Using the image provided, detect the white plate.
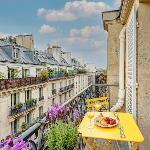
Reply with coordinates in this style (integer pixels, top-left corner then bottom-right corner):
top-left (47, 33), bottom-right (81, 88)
top-left (94, 116), bottom-right (118, 128)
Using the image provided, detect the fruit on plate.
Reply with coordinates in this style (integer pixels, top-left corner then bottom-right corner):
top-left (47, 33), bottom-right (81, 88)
top-left (104, 117), bottom-right (116, 125)
top-left (95, 116), bottom-right (117, 127)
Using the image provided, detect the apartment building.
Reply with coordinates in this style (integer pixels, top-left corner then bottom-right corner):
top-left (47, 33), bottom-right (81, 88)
top-left (0, 38), bottom-right (95, 138)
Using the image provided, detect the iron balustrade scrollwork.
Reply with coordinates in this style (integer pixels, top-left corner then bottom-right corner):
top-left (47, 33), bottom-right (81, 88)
top-left (0, 77), bottom-right (48, 91)
top-left (59, 84), bottom-right (74, 94)
top-left (39, 96), bottom-right (44, 101)
top-left (12, 84), bottom-right (118, 150)
top-left (9, 99), bottom-right (37, 117)
top-left (0, 76), bottom-right (76, 91)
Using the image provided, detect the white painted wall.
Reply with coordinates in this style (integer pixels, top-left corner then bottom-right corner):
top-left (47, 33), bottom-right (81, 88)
top-left (85, 64), bottom-right (96, 73)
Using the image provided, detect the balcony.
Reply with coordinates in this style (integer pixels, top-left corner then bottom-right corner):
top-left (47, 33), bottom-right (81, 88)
top-left (59, 87), bottom-right (65, 93)
top-left (12, 84), bottom-right (121, 150)
top-left (69, 83), bottom-right (74, 89)
top-left (9, 99), bottom-right (37, 118)
top-left (0, 77), bottom-right (48, 91)
top-left (59, 83), bottom-right (74, 94)
top-left (0, 69), bottom-right (87, 92)
top-left (52, 89), bottom-right (56, 95)
top-left (39, 96), bottom-right (44, 101)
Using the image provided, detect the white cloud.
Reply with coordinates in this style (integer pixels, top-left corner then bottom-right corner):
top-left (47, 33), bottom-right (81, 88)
top-left (63, 36), bottom-right (89, 45)
top-left (0, 32), bottom-right (12, 38)
top-left (70, 25), bottom-right (102, 38)
top-left (37, 8), bottom-right (47, 16)
top-left (39, 24), bottom-right (56, 34)
top-left (92, 41), bottom-right (104, 49)
top-left (51, 25), bottom-right (105, 53)
top-left (50, 25), bottom-right (104, 50)
top-left (37, 0), bottom-right (111, 21)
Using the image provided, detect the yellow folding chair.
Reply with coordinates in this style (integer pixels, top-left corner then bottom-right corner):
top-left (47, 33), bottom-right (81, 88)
top-left (86, 97), bottom-right (109, 112)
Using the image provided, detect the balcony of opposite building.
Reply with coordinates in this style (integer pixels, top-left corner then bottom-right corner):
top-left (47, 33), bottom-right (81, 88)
top-left (0, 77), bottom-right (48, 91)
top-left (59, 83), bottom-right (74, 94)
top-left (9, 99), bottom-right (37, 119)
top-left (39, 96), bottom-right (44, 101)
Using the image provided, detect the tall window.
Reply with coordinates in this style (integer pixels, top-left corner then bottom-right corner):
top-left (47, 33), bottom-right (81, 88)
top-left (52, 83), bottom-right (55, 90)
top-left (25, 90), bottom-right (32, 101)
top-left (22, 69), bottom-right (29, 78)
top-left (64, 93), bottom-right (67, 101)
top-left (36, 68), bottom-right (41, 77)
top-left (60, 82), bottom-right (62, 88)
top-left (39, 106), bottom-right (43, 118)
top-left (25, 113), bottom-right (32, 126)
top-left (39, 87), bottom-right (43, 99)
top-left (69, 80), bottom-right (71, 85)
top-left (8, 68), bottom-right (18, 79)
top-left (11, 119), bottom-right (19, 134)
top-left (11, 93), bottom-right (20, 107)
top-left (69, 91), bottom-right (71, 98)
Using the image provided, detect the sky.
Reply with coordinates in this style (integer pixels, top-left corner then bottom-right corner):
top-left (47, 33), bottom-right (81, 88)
top-left (0, 0), bottom-right (121, 68)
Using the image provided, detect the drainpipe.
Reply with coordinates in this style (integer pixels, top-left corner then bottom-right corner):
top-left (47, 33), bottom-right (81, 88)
top-left (110, 26), bottom-right (126, 112)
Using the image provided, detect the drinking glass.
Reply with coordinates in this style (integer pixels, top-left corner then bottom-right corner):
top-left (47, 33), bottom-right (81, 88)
top-left (87, 112), bottom-right (94, 129)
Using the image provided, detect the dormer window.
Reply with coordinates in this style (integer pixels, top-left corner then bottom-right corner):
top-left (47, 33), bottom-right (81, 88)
top-left (13, 48), bottom-right (19, 60)
top-left (33, 51), bottom-right (38, 61)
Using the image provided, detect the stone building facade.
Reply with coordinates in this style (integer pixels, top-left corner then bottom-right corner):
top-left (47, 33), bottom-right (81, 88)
top-left (102, 0), bottom-right (150, 149)
top-left (0, 37), bottom-right (95, 138)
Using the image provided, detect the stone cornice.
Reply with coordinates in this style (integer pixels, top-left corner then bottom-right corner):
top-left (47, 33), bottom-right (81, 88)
top-left (102, 10), bottom-right (120, 31)
top-left (120, 0), bottom-right (134, 24)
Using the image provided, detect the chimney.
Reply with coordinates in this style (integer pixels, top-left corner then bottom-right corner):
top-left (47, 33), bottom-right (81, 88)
top-left (47, 45), bottom-right (61, 63)
top-left (15, 34), bottom-right (34, 49)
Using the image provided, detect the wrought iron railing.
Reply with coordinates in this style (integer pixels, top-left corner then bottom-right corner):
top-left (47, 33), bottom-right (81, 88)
top-left (9, 99), bottom-right (37, 117)
top-left (7, 84), bottom-right (118, 150)
top-left (59, 83), bottom-right (74, 93)
top-left (0, 77), bottom-right (48, 91)
top-left (0, 76), bottom-right (75, 91)
top-left (39, 96), bottom-right (44, 101)
top-left (52, 89), bottom-right (56, 95)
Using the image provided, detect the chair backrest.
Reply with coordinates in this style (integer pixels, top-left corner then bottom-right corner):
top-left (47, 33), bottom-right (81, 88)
top-left (86, 97), bottom-right (109, 111)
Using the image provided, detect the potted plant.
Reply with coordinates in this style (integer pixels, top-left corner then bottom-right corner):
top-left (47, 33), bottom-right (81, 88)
top-left (25, 99), bottom-right (33, 108)
top-left (0, 72), bottom-right (6, 79)
top-left (39, 69), bottom-right (49, 78)
top-left (48, 69), bottom-right (54, 78)
top-left (46, 121), bottom-right (78, 150)
top-left (16, 102), bottom-right (23, 109)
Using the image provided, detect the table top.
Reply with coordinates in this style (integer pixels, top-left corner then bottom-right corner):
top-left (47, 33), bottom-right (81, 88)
top-left (78, 112), bottom-right (144, 142)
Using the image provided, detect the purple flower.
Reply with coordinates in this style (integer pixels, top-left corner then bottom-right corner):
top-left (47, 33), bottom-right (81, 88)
top-left (46, 103), bottom-right (63, 120)
top-left (0, 140), bottom-right (7, 148)
top-left (0, 136), bottom-right (29, 149)
top-left (73, 110), bottom-right (81, 119)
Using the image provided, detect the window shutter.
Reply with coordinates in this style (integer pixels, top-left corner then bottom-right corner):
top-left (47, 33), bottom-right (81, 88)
top-left (126, 6), bottom-right (137, 119)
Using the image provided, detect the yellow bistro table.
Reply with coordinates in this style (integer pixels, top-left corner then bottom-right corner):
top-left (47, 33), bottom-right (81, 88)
top-left (78, 112), bottom-right (144, 150)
